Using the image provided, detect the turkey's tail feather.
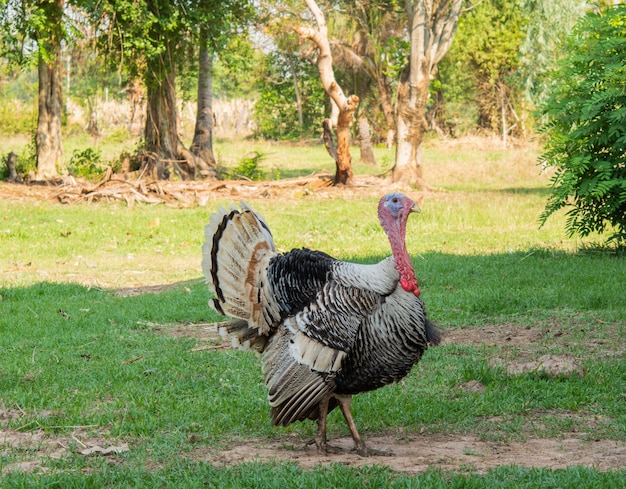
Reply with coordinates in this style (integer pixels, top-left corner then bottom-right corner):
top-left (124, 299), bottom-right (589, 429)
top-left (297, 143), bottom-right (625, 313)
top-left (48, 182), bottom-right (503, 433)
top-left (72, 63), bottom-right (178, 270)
top-left (214, 319), bottom-right (269, 353)
top-left (425, 318), bottom-right (442, 346)
top-left (202, 202), bottom-right (278, 336)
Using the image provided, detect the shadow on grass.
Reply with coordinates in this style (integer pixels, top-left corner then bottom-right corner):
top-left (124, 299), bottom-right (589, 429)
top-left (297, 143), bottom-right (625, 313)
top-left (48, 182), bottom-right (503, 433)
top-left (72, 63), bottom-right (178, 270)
top-left (1, 249), bottom-right (624, 331)
top-left (496, 187), bottom-right (552, 196)
top-left (0, 249), bottom-right (623, 481)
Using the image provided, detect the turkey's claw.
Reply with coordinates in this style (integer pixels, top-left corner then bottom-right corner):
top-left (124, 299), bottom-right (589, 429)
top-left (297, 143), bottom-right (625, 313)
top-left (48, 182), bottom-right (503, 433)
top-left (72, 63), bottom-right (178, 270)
top-left (354, 442), bottom-right (394, 457)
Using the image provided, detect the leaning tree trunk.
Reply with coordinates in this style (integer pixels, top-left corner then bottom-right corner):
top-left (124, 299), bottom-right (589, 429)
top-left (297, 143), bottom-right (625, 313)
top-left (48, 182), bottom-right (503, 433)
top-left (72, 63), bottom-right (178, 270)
top-left (35, 50), bottom-right (63, 180)
top-left (296, 0), bottom-right (359, 186)
top-left (190, 26), bottom-right (218, 178)
top-left (393, 0), bottom-right (463, 187)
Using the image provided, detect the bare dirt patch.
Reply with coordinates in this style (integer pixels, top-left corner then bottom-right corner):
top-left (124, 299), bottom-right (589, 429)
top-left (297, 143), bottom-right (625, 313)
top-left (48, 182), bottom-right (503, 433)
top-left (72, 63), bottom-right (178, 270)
top-left (0, 424), bottom-right (123, 475)
top-left (197, 433), bottom-right (625, 474)
top-left (443, 323), bottom-right (547, 347)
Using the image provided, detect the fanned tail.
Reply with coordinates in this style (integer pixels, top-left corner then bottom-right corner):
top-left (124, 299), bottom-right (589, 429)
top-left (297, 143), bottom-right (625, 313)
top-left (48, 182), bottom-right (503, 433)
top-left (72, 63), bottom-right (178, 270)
top-left (214, 319), bottom-right (269, 353)
top-left (202, 202), bottom-right (278, 337)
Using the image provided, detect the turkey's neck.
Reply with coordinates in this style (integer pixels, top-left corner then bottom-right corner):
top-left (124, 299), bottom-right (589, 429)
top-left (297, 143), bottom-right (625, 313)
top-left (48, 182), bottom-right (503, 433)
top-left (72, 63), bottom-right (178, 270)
top-left (387, 219), bottom-right (420, 297)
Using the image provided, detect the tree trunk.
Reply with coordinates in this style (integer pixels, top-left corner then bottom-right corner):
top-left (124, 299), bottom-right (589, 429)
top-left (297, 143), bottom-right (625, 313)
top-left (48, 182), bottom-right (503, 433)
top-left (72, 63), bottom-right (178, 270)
top-left (144, 55), bottom-right (194, 180)
top-left (86, 97), bottom-right (99, 137)
top-left (377, 78), bottom-right (396, 148)
top-left (358, 117), bottom-right (376, 165)
top-left (296, 0), bottom-right (359, 186)
top-left (190, 27), bottom-right (218, 178)
top-left (500, 82), bottom-right (507, 148)
top-left (392, 0), bottom-right (463, 187)
top-left (335, 106), bottom-right (355, 185)
top-left (394, 65), bottom-right (431, 187)
top-left (35, 51), bottom-right (63, 180)
top-left (289, 54), bottom-right (304, 136)
top-left (322, 119), bottom-right (338, 160)
top-left (6, 152), bottom-right (20, 182)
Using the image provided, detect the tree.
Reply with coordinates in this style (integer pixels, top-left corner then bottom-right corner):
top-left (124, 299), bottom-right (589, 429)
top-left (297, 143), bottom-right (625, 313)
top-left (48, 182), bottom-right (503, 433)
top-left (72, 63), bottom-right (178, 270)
top-left (189, 27), bottom-right (217, 177)
top-left (1, 0), bottom-right (68, 180)
top-left (445, 0), bottom-right (527, 143)
top-left (539, 5), bottom-right (626, 243)
top-left (34, 0), bottom-right (65, 180)
top-left (296, 0), bottom-right (359, 185)
top-left (518, 0), bottom-right (584, 109)
top-left (96, 0), bottom-right (251, 179)
top-left (336, 0), bottom-right (407, 148)
top-left (393, 0), bottom-right (463, 187)
top-left (253, 51), bottom-right (325, 140)
top-left (189, 2), bottom-right (253, 177)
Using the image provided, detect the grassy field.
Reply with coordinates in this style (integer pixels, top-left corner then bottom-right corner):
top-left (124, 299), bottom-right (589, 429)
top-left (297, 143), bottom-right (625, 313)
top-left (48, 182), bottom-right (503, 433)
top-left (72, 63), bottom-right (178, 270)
top-left (0, 137), bottom-right (624, 487)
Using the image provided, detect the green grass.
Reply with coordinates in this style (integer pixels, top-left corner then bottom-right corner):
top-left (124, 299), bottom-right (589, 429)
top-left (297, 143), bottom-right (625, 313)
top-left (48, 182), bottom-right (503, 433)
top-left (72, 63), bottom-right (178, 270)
top-left (0, 138), bottom-right (624, 486)
top-left (1, 463), bottom-right (624, 488)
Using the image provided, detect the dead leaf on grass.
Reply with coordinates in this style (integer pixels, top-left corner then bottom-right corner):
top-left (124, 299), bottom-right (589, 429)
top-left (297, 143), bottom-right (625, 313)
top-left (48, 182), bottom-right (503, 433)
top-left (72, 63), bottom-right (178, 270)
top-left (455, 380), bottom-right (486, 393)
top-left (78, 444), bottom-right (130, 456)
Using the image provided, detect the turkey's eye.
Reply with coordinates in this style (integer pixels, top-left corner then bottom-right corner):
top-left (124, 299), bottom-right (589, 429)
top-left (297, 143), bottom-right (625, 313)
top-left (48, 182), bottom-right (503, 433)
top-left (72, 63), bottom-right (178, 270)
top-left (392, 198), bottom-right (399, 204)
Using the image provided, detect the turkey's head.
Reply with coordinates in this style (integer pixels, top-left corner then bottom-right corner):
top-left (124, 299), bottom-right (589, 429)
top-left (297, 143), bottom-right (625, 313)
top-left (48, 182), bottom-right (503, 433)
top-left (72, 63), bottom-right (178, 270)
top-left (378, 192), bottom-right (420, 296)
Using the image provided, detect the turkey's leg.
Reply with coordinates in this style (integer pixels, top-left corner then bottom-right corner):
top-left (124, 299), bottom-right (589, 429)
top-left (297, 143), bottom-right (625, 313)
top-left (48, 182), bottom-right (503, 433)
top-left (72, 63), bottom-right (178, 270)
top-left (335, 394), bottom-right (393, 457)
top-left (314, 393), bottom-right (331, 454)
top-left (334, 394), bottom-right (367, 455)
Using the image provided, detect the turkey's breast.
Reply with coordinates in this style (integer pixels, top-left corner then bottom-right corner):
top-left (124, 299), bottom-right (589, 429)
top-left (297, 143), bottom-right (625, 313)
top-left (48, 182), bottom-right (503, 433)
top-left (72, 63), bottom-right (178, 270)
top-left (333, 284), bottom-right (428, 394)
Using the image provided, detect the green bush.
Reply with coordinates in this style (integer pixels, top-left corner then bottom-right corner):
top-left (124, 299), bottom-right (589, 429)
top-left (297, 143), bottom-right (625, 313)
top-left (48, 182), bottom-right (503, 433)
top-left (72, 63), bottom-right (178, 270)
top-left (0, 100), bottom-right (36, 135)
top-left (1, 137), bottom-right (38, 180)
top-left (253, 53), bottom-right (325, 141)
top-left (539, 6), bottom-right (626, 243)
top-left (67, 148), bottom-right (106, 181)
top-left (233, 151), bottom-right (265, 181)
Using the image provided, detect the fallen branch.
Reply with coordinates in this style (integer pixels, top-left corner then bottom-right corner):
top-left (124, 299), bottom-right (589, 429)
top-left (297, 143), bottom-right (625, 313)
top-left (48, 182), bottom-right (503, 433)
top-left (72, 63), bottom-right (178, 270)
top-left (54, 173), bottom-right (337, 206)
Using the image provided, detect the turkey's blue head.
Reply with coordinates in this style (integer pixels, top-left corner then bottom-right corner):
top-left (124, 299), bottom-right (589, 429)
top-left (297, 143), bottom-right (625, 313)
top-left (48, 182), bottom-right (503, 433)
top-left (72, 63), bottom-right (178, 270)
top-left (377, 192), bottom-right (420, 296)
top-left (378, 192), bottom-right (419, 226)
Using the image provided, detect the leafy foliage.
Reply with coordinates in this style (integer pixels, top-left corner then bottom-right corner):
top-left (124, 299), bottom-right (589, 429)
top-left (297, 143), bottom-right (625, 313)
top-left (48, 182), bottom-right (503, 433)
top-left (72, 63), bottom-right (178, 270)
top-left (0, 99), bottom-right (35, 135)
top-left (539, 6), bottom-right (626, 243)
top-left (517, 0), bottom-right (584, 108)
top-left (232, 150), bottom-right (266, 181)
top-left (67, 147), bottom-right (107, 180)
top-left (253, 52), bottom-right (325, 140)
top-left (440, 0), bottom-right (527, 135)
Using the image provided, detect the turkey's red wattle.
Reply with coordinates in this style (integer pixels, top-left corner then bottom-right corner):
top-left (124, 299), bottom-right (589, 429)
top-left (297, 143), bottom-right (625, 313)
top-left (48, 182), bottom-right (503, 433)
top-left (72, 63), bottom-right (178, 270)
top-left (400, 275), bottom-right (420, 297)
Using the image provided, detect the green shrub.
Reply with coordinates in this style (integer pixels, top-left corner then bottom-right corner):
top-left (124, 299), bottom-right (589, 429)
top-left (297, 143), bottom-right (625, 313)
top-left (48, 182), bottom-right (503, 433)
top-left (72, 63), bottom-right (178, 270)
top-left (253, 53), bottom-right (325, 141)
top-left (539, 6), bottom-right (626, 243)
top-left (67, 148), bottom-right (106, 181)
top-left (233, 151), bottom-right (265, 181)
top-left (0, 139), bottom-right (37, 180)
top-left (0, 100), bottom-right (36, 135)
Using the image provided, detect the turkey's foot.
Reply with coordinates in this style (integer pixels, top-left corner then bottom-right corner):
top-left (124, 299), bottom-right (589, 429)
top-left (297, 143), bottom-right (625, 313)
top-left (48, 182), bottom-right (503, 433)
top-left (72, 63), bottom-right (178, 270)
top-left (316, 442), bottom-right (346, 455)
top-left (354, 443), bottom-right (395, 457)
top-left (306, 437), bottom-right (343, 455)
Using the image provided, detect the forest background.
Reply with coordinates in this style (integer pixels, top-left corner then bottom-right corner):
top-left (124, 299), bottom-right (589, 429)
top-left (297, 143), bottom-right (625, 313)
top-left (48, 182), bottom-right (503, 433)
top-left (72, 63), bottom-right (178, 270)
top-left (0, 0), bottom-right (595, 182)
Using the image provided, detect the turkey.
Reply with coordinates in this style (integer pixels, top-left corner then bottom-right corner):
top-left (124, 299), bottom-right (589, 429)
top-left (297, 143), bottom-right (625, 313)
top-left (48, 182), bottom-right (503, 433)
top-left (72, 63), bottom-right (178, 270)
top-left (201, 192), bottom-right (440, 456)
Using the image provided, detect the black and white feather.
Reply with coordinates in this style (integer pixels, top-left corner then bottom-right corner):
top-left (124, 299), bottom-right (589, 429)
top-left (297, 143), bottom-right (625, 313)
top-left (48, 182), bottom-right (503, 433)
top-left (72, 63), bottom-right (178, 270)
top-left (202, 194), bottom-right (440, 455)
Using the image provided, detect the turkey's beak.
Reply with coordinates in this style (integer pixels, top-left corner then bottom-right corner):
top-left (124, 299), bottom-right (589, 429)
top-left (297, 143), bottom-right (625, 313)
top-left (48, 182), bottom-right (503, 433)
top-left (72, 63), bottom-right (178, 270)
top-left (410, 204), bottom-right (421, 214)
